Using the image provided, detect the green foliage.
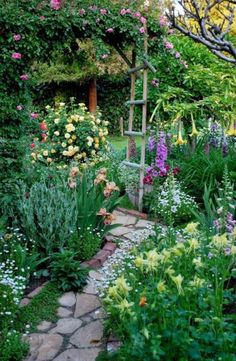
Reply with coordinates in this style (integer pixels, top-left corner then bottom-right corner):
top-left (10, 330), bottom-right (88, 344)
top-left (0, 330), bottom-right (28, 361)
top-left (102, 224), bottom-right (236, 360)
top-left (175, 142), bottom-right (236, 203)
top-left (17, 175), bottom-right (77, 256)
top-left (50, 249), bottom-right (88, 291)
top-left (136, 35), bottom-right (236, 130)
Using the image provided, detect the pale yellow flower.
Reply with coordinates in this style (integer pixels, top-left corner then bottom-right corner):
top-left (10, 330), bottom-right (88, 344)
top-left (68, 139), bottom-right (73, 144)
top-left (212, 234), bottom-right (228, 249)
top-left (189, 276), bottom-right (205, 288)
top-left (96, 119), bottom-right (101, 124)
top-left (54, 118), bottom-right (60, 124)
top-left (61, 142), bottom-right (67, 148)
top-left (116, 299), bottom-right (134, 313)
top-left (115, 275), bottom-right (132, 295)
top-left (65, 133), bottom-right (70, 139)
top-left (72, 135), bottom-right (77, 140)
top-left (59, 102), bottom-right (65, 107)
top-left (231, 246), bottom-right (236, 255)
top-left (94, 143), bottom-right (99, 149)
top-left (192, 257), bottom-right (203, 268)
top-left (66, 124), bottom-right (75, 133)
top-left (43, 150), bottom-right (48, 157)
top-left (108, 286), bottom-right (118, 299)
top-left (157, 280), bottom-right (166, 293)
top-left (54, 131), bottom-right (60, 136)
top-left (185, 222), bottom-right (199, 234)
top-left (134, 256), bottom-right (146, 268)
top-left (187, 238), bottom-right (200, 251)
top-left (171, 274), bottom-right (184, 294)
top-left (51, 149), bottom-right (56, 154)
top-left (47, 157), bottom-right (53, 163)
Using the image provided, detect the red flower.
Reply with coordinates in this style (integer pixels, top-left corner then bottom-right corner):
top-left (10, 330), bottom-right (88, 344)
top-left (173, 167), bottom-right (180, 175)
top-left (40, 122), bottom-right (47, 131)
top-left (30, 143), bottom-right (35, 149)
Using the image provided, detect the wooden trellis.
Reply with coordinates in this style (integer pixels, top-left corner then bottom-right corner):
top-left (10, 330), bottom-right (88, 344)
top-left (123, 27), bottom-right (156, 211)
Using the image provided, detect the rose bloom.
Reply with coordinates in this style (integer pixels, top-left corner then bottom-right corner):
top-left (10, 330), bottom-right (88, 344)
top-left (70, 166), bottom-right (80, 178)
top-left (139, 27), bottom-right (145, 34)
top-left (100, 9), bottom-right (107, 15)
top-left (12, 52), bottom-right (22, 59)
top-left (120, 9), bottom-right (126, 15)
top-left (106, 28), bottom-right (114, 33)
top-left (140, 16), bottom-right (146, 24)
top-left (50, 0), bottom-right (61, 10)
top-left (40, 122), bottom-right (47, 131)
top-left (30, 112), bottom-right (39, 119)
top-left (30, 143), bottom-right (35, 149)
top-left (16, 105), bottom-right (23, 110)
top-left (79, 8), bottom-right (86, 15)
top-left (13, 34), bottom-right (21, 41)
top-left (20, 74), bottom-right (29, 81)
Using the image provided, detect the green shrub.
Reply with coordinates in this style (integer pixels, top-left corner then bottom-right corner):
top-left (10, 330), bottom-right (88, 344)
top-left (50, 249), bottom-right (88, 291)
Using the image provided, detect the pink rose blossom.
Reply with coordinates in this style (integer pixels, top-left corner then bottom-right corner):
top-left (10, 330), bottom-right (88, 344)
top-left (79, 8), bottom-right (86, 15)
top-left (20, 74), bottom-right (29, 81)
top-left (160, 15), bottom-right (168, 27)
top-left (106, 28), bottom-right (114, 33)
top-left (30, 112), bottom-right (39, 119)
top-left (126, 9), bottom-right (131, 14)
top-left (101, 54), bottom-right (108, 59)
top-left (120, 9), bottom-right (126, 15)
top-left (139, 27), bottom-right (146, 34)
top-left (16, 105), bottom-right (23, 110)
top-left (100, 9), bottom-right (107, 15)
top-left (175, 52), bottom-right (180, 58)
top-left (50, 0), bottom-right (61, 10)
top-left (13, 34), bottom-right (21, 41)
top-left (12, 52), bottom-right (22, 59)
top-left (164, 40), bottom-right (174, 49)
top-left (134, 12), bottom-right (141, 18)
top-left (89, 5), bottom-right (97, 11)
top-left (140, 16), bottom-right (146, 24)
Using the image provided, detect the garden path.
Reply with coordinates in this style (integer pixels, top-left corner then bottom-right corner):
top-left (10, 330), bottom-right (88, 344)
top-left (23, 210), bottom-right (154, 361)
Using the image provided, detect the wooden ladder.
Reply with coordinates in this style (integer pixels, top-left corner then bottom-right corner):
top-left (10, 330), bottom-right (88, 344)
top-left (123, 27), bottom-right (156, 211)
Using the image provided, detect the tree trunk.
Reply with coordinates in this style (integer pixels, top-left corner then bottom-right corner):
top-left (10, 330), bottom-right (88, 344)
top-left (88, 77), bottom-right (97, 113)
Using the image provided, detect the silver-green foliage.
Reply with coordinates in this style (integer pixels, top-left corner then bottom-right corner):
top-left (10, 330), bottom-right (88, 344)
top-left (18, 180), bottom-right (77, 256)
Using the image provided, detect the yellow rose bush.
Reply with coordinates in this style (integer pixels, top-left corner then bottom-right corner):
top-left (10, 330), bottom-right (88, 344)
top-left (101, 223), bottom-right (236, 360)
top-left (31, 100), bottom-right (109, 167)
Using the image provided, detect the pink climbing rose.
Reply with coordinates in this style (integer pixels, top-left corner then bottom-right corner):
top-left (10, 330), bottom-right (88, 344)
top-left (106, 28), bottom-right (114, 33)
top-left (30, 112), bottom-right (39, 119)
top-left (139, 27), bottom-right (145, 34)
top-left (100, 9), bottom-right (107, 15)
top-left (20, 74), bottom-right (29, 81)
top-left (12, 52), bottom-right (22, 59)
top-left (16, 105), bottom-right (23, 110)
top-left (120, 9), bottom-right (126, 15)
top-left (50, 0), bottom-right (61, 10)
top-left (13, 34), bottom-right (21, 41)
top-left (164, 40), bottom-right (174, 49)
top-left (140, 16), bottom-right (146, 24)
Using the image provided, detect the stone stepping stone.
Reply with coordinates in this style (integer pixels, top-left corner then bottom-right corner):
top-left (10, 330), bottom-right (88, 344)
top-left (58, 292), bottom-right (76, 308)
top-left (84, 279), bottom-right (98, 295)
top-left (89, 270), bottom-right (103, 281)
top-left (25, 333), bottom-right (63, 361)
top-left (90, 307), bottom-right (107, 320)
top-left (74, 293), bottom-right (100, 318)
top-left (70, 320), bottom-right (103, 348)
top-left (53, 348), bottom-right (102, 361)
top-left (135, 219), bottom-right (155, 228)
top-left (57, 307), bottom-right (73, 318)
top-left (37, 321), bottom-right (53, 332)
top-left (49, 318), bottom-right (82, 335)
top-left (108, 226), bottom-right (131, 237)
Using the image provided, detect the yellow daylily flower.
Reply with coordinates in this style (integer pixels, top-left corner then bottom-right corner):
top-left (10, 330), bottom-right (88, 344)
top-left (115, 275), bottom-right (132, 295)
top-left (212, 233), bottom-right (228, 249)
top-left (171, 274), bottom-right (184, 294)
top-left (116, 299), bottom-right (134, 313)
top-left (157, 280), bottom-right (166, 293)
top-left (185, 222), bottom-right (199, 234)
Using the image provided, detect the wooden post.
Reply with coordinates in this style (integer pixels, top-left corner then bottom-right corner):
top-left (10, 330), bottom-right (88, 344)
top-left (119, 117), bottom-right (124, 136)
top-left (127, 47), bottom-right (137, 160)
top-left (139, 25), bottom-right (148, 211)
top-left (88, 76), bottom-right (97, 113)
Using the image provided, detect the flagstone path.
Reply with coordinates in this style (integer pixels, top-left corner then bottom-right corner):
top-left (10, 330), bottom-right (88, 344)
top-left (24, 210), bottom-right (154, 361)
